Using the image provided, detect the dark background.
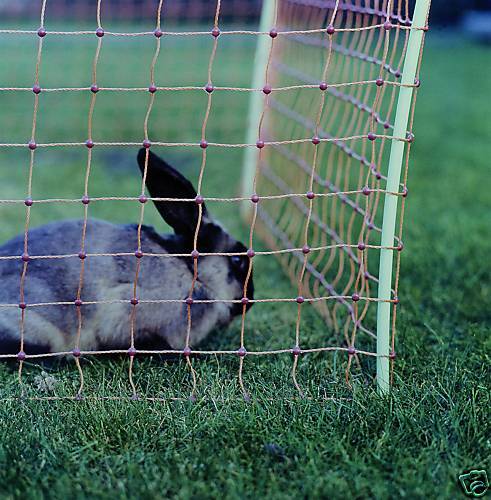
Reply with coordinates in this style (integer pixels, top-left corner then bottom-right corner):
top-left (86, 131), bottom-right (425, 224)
top-left (1, 0), bottom-right (490, 25)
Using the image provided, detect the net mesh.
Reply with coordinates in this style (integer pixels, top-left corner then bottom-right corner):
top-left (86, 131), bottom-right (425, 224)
top-left (0, 0), bottom-right (428, 401)
top-left (252, 0), bottom-right (426, 391)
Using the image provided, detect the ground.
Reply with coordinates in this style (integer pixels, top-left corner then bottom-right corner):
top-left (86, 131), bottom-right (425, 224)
top-left (0, 25), bottom-right (489, 499)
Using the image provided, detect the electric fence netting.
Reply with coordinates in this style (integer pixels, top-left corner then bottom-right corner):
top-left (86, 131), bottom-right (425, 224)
top-left (0, 0), bottom-right (430, 402)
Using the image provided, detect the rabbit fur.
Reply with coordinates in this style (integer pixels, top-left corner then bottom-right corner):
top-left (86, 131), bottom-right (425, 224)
top-left (0, 149), bottom-right (253, 355)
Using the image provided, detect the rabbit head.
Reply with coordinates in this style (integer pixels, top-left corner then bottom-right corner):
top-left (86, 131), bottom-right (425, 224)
top-left (137, 148), bottom-right (254, 322)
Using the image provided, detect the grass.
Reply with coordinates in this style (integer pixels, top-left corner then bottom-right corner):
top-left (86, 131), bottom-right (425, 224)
top-left (0, 24), bottom-right (490, 499)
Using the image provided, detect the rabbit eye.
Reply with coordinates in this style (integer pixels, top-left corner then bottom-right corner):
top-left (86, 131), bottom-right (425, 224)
top-left (230, 255), bottom-right (246, 270)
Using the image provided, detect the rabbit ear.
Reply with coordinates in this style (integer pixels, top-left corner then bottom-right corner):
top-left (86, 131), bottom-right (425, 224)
top-left (137, 148), bottom-right (209, 238)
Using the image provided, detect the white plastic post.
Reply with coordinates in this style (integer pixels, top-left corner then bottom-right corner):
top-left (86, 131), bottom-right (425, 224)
top-left (376, 0), bottom-right (431, 394)
top-left (241, 0), bottom-right (276, 220)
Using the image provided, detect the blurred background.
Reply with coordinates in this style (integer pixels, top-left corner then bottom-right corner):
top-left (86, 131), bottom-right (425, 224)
top-left (0, 0), bottom-right (489, 232)
top-left (0, 0), bottom-right (490, 34)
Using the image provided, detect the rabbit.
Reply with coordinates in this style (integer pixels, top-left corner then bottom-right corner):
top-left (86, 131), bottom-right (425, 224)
top-left (0, 149), bottom-right (253, 356)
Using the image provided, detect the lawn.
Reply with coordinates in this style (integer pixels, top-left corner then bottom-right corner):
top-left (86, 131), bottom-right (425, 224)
top-left (0, 24), bottom-right (490, 499)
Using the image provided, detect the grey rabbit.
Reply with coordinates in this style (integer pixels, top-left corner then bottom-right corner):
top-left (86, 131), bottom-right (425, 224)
top-left (0, 149), bottom-right (253, 356)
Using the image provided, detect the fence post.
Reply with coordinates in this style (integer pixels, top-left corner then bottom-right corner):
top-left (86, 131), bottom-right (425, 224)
top-left (241, 0), bottom-right (276, 220)
top-left (376, 0), bottom-right (431, 394)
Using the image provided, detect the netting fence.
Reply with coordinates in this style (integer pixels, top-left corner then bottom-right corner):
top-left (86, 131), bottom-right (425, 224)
top-left (0, 0), bottom-right (430, 401)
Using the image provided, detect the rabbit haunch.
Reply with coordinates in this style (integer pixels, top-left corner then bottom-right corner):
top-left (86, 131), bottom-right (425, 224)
top-left (0, 149), bottom-right (253, 355)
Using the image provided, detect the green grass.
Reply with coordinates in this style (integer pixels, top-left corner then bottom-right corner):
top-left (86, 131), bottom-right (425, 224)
top-left (0, 26), bottom-right (490, 499)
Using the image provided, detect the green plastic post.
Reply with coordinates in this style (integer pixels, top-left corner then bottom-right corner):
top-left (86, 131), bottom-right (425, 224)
top-left (376, 0), bottom-right (431, 394)
top-left (241, 0), bottom-right (276, 220)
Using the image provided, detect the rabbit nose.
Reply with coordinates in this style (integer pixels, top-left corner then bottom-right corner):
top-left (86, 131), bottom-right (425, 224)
top-left (239, 279), bottom-right (254, 313)
top-left (231, 281), bottom-right (254, 316)
top-left (231, 300), bottom-right (251, 317)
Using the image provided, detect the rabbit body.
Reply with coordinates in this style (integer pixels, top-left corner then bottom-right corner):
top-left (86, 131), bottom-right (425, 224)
top-left (0, 150), bottom-right (253, 355)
